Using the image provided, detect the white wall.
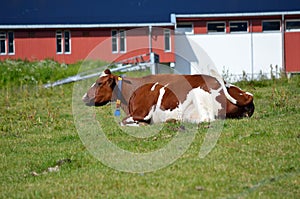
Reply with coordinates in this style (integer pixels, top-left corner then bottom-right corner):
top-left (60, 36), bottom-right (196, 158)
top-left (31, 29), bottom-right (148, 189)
top-left (252, 33), bottom-right (283, 76)
top-left (175, 32), bottom-right (282, 81)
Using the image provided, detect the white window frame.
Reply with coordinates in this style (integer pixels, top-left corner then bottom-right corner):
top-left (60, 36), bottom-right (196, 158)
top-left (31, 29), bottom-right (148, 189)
top-left (207, 21), bottom-right (226, 34)
top-left (262, 20), bottom-right (281, 32)
top-left (111, 30), bottom-right (118, 53)
top-left (119, 30), bottom-right (126, 53)
top-left (286, 20), bottom-right (300, 32)
top-left (229, 21), bottom-right (248, 33)
top-left (175, 23), bottom-right (194, 34)
top-left (164, 29), bottom-right (171, 52)
top-left (0, 31), bottom-right (15, 55)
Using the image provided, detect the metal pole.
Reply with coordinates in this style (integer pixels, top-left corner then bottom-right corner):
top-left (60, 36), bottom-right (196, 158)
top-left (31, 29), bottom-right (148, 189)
top-left (149, 25), bottom-right (152, 54)
top-left (149, 25), bottom-right (156, 74)
top-left (281, 14), bottom-right (286, 76)
top-left (250, 20), bottom-right (254, 80)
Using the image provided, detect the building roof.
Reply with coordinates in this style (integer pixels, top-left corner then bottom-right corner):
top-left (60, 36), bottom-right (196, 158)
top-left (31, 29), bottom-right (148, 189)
top-left (1, 0), bottom-right (300, 26)
top-left (176, 11), bottom-right (300, 19)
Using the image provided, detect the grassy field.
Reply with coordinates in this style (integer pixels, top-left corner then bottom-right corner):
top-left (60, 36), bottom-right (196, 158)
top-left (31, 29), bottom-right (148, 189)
top-left (0, 60), bottom-right (299, 198)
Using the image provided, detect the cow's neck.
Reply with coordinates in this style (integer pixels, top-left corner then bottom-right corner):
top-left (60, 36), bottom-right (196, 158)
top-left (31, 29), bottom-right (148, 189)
top-left (113, 76), bottom-right (138, 114)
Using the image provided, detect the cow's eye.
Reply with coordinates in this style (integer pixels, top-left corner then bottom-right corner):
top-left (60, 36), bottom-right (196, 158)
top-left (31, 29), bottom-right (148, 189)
top-left (97, 82), bottom-right (102, 86)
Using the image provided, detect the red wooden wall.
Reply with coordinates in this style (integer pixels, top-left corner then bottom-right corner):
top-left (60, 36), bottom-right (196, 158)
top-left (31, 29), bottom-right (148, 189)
top-left (285, 32), bottom-right (300, 72)
top-left (0, 27), bottom-right (175, 64)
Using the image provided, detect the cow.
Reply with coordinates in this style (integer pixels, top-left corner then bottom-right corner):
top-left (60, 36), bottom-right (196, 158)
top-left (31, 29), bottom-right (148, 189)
top-left (82, 69), bottom-right (254, 125)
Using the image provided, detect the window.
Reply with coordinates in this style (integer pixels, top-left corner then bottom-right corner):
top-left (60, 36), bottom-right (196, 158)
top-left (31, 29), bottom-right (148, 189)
top-left (286, 20), bottom-right (300, 32)
top-left (111, 30), bottom-right (118, 53)
top-left (56, 31), bottom-right (63, 53)
top-left (164, 29), bottom-right (171, 52)
top-left (56, 30), bottom-right (71, 54)
top-left (0, 31), bottom-right (15, 55)
top-left (111, 30), bottom-right (127, 53)
top-left (230, 21), bottom-right (248, 33)
top-left (64, 31), bottom-right (71, 53)
top-left (119, 30), bottom-right (126, 53)
top-left (262, 21), bottom-right (281, 32)
top-left (0, 32), bottom-right (6, 54)
top-left (8, 32), bottom-right (14, 54)
top-left (207, 22), bottom-right (226, 33)
top-left (176, 23), bottom-right (193, 34)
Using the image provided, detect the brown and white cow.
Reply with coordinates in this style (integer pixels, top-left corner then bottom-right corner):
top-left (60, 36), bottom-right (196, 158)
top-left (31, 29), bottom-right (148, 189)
top-left (82, 69), bottom-right (254, 125)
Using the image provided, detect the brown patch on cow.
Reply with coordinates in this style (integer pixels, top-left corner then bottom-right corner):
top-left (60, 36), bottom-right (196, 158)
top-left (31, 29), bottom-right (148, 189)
top-left (128, 83), bottom-right (179, 122)
top-left (227, 86), bottom-right (253, 106)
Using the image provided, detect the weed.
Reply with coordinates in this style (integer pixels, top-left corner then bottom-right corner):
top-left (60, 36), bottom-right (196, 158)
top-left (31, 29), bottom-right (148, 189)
top-left (0, 59), bottom-right (81, 87)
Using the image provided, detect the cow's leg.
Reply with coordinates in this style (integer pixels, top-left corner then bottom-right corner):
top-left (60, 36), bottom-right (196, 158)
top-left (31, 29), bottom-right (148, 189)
top-left (121, 116), bottom-right (140, 126)
top-left (121, 113), bottom-right (152, 126)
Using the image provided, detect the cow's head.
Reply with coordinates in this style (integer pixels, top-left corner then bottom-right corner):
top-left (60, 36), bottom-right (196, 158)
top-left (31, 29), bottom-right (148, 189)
top-left (82, 69), bottom-right (117, 106)
top-left (225, 84), bottom-right (255, 118)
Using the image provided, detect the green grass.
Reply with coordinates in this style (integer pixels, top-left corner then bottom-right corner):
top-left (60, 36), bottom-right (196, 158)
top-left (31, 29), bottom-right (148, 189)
top-left (0, 60), bottom-right (299, 198)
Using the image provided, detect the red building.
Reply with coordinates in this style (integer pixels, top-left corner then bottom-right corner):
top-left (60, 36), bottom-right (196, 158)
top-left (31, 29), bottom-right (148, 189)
top-left (0, 11), bottom-right (300, 76)
top-left (0, 24), bottom-right (175, 65)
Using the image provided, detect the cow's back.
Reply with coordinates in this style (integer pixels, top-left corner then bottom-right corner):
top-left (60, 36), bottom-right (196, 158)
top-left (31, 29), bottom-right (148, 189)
top-left (126, 74), bottom-right (220, 102)
top-left (125, 74), bottom-right (223, 124)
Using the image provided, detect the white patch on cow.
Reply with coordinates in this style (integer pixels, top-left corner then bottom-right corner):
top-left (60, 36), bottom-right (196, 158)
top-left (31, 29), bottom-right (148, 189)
top-left (122, 117), bottom-right (140, 127)
top-left (150, 82), bottom-right (159, 91)
top-left (156, 85), bottom-right (166, 107)
top-left (144, 106), bottom-right (155, 121)
top-left (100, 71), bottom-right (108, 77)
top-left (180, 87), bottom-right (222, 123)
top-left (246, 92), bottom-right (253, 96)
top-left (143, 85), bottom-right (167, 122)
top-left (220, 82), bottom-right (237, 105)
top-left (145, 86), bottom-right (222, 124)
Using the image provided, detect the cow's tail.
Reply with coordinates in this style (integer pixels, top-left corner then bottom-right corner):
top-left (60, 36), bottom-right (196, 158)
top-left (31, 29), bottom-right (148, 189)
top-left (210, 69), bottom-right (237, 105)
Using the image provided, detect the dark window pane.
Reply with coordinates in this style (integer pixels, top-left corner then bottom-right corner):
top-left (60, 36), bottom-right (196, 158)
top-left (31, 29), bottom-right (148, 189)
top-left (207, 22), bottom-right (226, 33)
top-left (119, 30), bottom-right (125, 52)
top-left (176, 23), bottom-right (193, 33)
top-left (0, 32), bottom-right (6, 54)
top-left (56, 31), bottom-right (62, 53)
top-left (230, 22), bottom-right (248, 32)
top-left (286, 21), bottom-right (300, 31)
top-left (164, 30), bottom-right (171, 51)
top-left (262, 21), bottom-right (280, 31)
top-left (8, 32), bottom-right (14, 54)
top-left (64, 31), bottom-right (70, 53)
top-left (0, 40), bottom-right (5, 54)
top-left (112, 30), bottom-right (118, 52)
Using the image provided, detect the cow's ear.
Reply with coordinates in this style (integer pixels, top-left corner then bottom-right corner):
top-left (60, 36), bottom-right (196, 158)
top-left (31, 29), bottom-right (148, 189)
top-left (104, 69), bottom-right (111, 75)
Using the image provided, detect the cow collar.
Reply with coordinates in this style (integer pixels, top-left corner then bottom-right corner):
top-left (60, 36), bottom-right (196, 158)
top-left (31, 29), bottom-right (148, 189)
top-left (114, 76), bottom-right (124, 116)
